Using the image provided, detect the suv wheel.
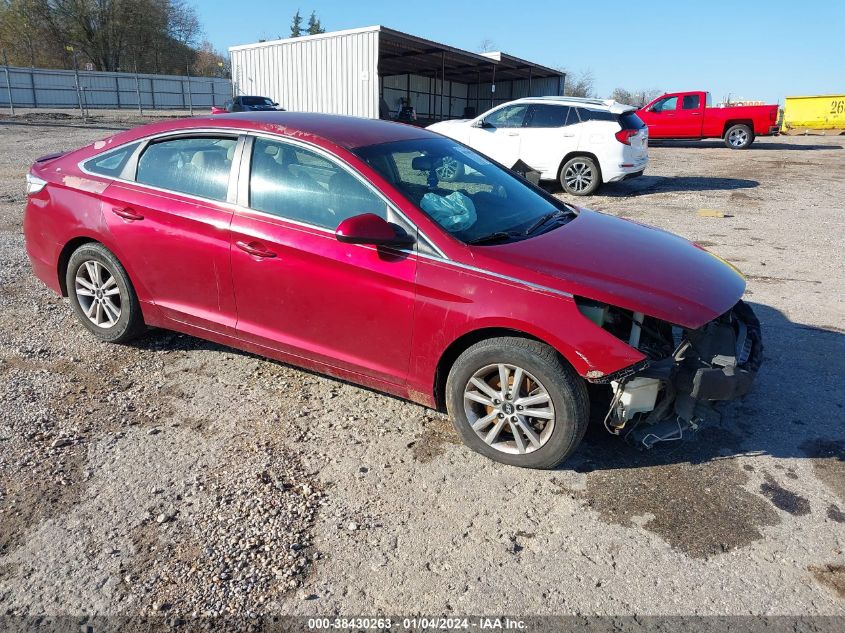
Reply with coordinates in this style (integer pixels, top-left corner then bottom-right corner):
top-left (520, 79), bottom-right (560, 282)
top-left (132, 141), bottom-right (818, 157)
top-left (65, 242), bottom-right (145, 343)
top-left (560, 156), bottom-right (601, 195)
top-left (434, 156), bottom-right (464, 182)
top-left (724, 124), bottom-right (754, 149)
top-left (445, 337), bottom-right (589, 469)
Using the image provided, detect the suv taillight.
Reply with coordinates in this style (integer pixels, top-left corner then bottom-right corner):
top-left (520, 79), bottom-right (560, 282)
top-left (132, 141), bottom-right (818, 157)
top-left (615, 129), bottom-right (636, 145)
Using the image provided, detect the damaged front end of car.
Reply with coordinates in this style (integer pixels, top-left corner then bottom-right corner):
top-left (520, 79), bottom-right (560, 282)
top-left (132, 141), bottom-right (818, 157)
top-left (576, 298), bottom-right (763, 448)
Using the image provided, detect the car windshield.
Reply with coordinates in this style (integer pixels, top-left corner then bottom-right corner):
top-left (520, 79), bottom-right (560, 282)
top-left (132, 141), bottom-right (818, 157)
top-left (354, 138), bottom-right (574, 244)
top-left (242, 96), bottom-right (274, 106)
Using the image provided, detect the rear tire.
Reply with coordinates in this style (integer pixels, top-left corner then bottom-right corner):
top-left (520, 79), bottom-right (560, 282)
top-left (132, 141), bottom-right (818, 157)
top-left (445, 337), bottom-right (589, 469)
top-left (724, 124), bottom-right (754, 149)
top-left (65, 243), bottom-right (145, 344)
top-left (559, 156), bottom-right (601, 195)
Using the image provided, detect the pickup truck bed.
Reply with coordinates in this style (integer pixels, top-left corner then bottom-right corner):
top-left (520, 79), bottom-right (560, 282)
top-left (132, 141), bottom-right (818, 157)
top-left (637, 91), bottom-right (779, 149)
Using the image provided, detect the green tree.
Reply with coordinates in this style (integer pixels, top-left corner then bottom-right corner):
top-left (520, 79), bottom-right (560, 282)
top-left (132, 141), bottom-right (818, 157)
top-left (290, 9), bottom-right (302, 37)
top-left (306, 10), bottom-right (324, 35)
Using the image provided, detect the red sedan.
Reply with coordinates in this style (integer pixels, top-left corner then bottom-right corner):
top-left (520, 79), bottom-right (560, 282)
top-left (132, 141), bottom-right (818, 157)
top-left (23, 112), bottom-right (762, 468)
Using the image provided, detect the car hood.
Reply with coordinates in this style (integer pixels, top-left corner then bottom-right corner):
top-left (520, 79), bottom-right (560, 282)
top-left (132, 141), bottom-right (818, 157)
top-left (471, 208), bottom-right (746, 329)
top-left (427, 119), bottom-right (470, 131)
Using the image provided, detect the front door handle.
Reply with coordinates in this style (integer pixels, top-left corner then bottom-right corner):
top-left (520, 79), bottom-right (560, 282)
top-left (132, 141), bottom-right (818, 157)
top-left (112, 207), bottom-right (144, 221)
top-left (235, 240), bottom-right (277, 258)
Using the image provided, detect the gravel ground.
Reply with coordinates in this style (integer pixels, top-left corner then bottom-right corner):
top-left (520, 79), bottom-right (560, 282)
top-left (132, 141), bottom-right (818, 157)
top-left (0, 120), bottom-right (843, 619)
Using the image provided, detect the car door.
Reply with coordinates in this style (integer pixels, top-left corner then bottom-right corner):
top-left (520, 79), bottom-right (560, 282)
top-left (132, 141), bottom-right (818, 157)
top-left (228, 135), bottom-right (417, 386)
top-left (99, 133), bottom-right (241, 334)
top-left (467, 103), bottom-right (529, 168)
top-left (519, 104), bottom-right (579, 176)
top-left (675, 93), bottom-right (705, 137)
top-left (644, 95), bottom-right (680, 137)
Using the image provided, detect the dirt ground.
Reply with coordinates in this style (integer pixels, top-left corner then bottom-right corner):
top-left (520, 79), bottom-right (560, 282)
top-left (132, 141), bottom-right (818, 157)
top-left (0, 117), bottom-right (843, 619)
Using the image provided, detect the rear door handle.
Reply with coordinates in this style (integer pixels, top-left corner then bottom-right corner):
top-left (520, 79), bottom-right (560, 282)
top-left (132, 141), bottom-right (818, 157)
top-left (235, 240), bottom-right (277, 258)
top-left (112, 207), bottom-right (144, 221)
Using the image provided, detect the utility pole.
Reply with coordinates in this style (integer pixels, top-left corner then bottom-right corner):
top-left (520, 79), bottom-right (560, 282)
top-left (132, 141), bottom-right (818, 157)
top-left (185, 58), bottom-right (193, 115)
top-left (66, 45), bottom-right (84, 117)
top-left (2, 49), bottom-right (13, 116)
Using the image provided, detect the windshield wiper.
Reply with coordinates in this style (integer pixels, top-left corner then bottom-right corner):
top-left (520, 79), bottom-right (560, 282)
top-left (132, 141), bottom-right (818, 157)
top-left (467, 231), bottom-right (522, 245)
top-left (523, 209), bottom-right (570, 236)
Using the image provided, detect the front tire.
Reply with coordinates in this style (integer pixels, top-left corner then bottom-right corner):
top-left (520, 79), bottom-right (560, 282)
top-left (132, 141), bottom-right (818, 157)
top-left (445, 337), bottom-right (589, 469)
top-left (560, 156), bottom-right (601, 195)
top-left (65, 242), bottom-right (145, 343)
top-left (724, 124), bottom-right (754, 149)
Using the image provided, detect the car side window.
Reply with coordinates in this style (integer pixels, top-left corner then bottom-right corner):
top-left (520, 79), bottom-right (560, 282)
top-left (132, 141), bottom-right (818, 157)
top-left (136, 136), bottom-right (237, 202)
top-left (577, 108), bottom-right (616, 122)
top-left (682, 94), bottom-right (701, 109)
top-left (249, 137), bottom-right (387, 230)
top-left (525, 104), bottom-right (570, 128)
top-left (651, 96), bottom-right (678, 113)
top-left (83, 142), bottom-right (141, 178)
top-left (484, 104), bottom-right (529, 128)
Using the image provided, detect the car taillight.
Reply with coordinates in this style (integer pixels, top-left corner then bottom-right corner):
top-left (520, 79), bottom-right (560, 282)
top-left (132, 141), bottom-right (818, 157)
top-left (615, 129), bottom-right (636, 145)
top-left (26, 172), bottom-right (47, 196)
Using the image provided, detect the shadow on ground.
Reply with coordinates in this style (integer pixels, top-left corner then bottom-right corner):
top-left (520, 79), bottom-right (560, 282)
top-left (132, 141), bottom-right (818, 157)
top-left (542, 175), bottom-right (759, 197)
top-left (650, 139), bottom-right (843, 151)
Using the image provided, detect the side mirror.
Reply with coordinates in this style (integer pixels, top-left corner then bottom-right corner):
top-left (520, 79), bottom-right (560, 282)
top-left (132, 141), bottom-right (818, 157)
top-left (471, 119), bottom-right (491, 129)
top-left (335, 213), bottom-right (415, 247)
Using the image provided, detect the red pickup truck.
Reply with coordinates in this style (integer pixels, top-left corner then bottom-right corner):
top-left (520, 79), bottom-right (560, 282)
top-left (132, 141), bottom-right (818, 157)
top-left (637, 91), bottom-right (779, 149)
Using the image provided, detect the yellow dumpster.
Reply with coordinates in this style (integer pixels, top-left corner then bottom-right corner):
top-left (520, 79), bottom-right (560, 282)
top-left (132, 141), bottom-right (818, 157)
top-left (782, 95), bottom-right (845, 132)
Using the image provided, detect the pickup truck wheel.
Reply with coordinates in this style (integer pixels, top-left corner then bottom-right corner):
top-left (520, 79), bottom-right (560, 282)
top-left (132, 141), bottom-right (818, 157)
top-left (560, 156), bottom-right (601, 195)
top-left (725, 124), bottom-right (754, 149)
top-left (445, 336), bottom-right (589, 469)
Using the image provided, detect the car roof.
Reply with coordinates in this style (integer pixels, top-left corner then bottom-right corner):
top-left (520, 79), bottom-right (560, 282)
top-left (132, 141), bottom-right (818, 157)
top-left (110, 112), bottom-right (435, 151)
top-left (512, 96), bottom-right (635, 114)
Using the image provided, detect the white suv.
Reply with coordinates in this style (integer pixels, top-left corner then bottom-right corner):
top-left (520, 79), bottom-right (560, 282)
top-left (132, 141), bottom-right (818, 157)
top-left (427, 96), bottom-right (649, 196)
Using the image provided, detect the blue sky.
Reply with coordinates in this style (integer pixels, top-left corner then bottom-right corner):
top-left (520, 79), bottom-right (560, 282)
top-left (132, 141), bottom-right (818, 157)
top-left (200, 0), bottom-right (844, 104)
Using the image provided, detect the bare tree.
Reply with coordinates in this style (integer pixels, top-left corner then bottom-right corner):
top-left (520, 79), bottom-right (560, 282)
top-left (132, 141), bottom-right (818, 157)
top-left (0, 0), bottom-right (209, 74)
top-left (609, 87), bottom-right (663, 106)
top-left (559, 68), bottom-right (596, 98)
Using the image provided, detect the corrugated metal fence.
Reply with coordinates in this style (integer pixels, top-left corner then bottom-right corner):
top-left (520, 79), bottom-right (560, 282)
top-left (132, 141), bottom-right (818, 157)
top-left (0, 65), bottom-right (232, 113)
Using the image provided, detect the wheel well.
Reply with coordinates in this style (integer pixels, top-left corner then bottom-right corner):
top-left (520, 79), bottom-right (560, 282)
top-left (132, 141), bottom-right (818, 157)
top-left (723, 119), bottom-right (754, 136)
top-left (57, 237), bottom-right (97, 296)
top-left (433, 327), bottom-right (548, 412)
top-left (558, 151), bottom-right (603, 184)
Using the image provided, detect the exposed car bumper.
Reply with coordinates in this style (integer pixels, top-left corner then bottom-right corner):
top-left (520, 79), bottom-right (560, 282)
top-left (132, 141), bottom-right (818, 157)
top-left (606, 158), bottom-right (649, 182)
top-left (598, 301), bottom-right (763, 448)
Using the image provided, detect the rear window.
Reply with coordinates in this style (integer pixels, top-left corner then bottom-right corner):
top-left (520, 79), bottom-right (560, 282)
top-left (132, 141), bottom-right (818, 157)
top-left (136, 136), bottom-right (237, 201)
top-left (577, 108), bottom-right (617, 122)
top-left (619, 112), bottom-right (646, 130)
top-left (241, 96), bottom-right (274, 106)
top-left (83, 142), bottom-right (141, 178)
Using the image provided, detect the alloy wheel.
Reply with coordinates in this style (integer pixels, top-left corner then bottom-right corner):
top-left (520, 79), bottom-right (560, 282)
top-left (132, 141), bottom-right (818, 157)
top-left (435, 156), bottom-right (460, 180)
top-left (564, 161), bottom-right (594, 193)
top-left (728, 128), bottom-right (749, 147)
top-left (74, 260), bottom-right (122, 329)
top-left (462, 363), bottom-right (556, 455)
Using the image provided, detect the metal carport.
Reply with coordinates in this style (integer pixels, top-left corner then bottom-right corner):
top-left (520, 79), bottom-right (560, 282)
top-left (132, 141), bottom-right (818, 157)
top-left (229, 26), bottom-right (565, 121)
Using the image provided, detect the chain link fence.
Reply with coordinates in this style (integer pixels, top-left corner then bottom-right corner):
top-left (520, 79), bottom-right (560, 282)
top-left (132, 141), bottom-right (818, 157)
top-left (0, 65), bottom-right (232, 116)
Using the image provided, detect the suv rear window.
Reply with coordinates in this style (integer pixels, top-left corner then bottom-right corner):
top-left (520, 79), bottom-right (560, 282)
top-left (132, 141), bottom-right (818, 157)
top-left (619, 112), bottom-right (646, 130)
top-left (577, 108), bottom-right (617, 122)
